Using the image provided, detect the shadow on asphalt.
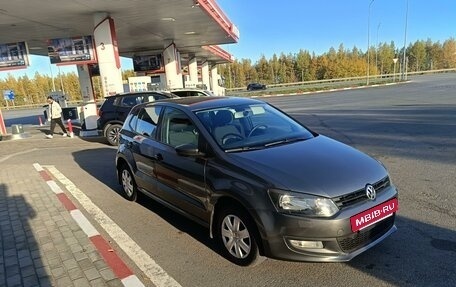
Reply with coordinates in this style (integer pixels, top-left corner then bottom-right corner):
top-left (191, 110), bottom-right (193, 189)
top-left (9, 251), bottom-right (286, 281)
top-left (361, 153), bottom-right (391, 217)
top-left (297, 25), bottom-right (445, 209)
top-left (71, 148), bottom-right (224, 260)
top-left (346, 215), bottom-right (456, 287)
top-left (0, 183), bottom-right (52, 286)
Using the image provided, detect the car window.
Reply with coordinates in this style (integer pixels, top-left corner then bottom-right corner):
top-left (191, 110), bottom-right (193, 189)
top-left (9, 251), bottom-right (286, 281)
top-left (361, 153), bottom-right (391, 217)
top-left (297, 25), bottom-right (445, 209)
top-left (195, 92), bottom-right (206, 97)
top-left (159, 107), bottom-right (199, 148)
top-left (135, 106), bottom-right (162, 137)
top-left (171, 90), bottom-right (209, 97)
top-left (143, 93), bottom-right (169, 102)
top-left (120, 95), bottom-right (142, 107)
top-left (171, 91), bottom-right (190, 97)
top-left (124, 110), bottom-right (138, 132)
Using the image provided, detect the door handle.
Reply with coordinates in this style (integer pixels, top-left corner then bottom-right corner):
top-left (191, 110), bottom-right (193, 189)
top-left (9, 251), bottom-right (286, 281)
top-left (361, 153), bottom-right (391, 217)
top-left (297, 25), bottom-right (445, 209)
top-left (153, 153), bottom-right (163, 161)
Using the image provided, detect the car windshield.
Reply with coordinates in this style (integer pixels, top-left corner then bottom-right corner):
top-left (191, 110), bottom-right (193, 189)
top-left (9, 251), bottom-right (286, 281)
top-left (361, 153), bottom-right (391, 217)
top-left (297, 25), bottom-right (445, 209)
top-left (195, 103), bottom-right (315, 152)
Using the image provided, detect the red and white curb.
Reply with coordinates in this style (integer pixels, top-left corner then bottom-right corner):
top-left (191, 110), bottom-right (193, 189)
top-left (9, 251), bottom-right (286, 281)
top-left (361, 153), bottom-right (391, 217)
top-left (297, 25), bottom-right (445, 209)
top-left (33, 163), bottom-right (182, 287)
top-left (33, 163), bottom-right (145, 287)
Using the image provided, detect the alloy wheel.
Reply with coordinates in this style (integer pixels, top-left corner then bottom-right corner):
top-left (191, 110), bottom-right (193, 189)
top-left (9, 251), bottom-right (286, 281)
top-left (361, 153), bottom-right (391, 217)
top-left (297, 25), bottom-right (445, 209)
top-left (121, 169), bottom-right (134, 197)
top-left (221, 214), bottom-right (251, 259)
top-left (107, 125), bottom-right (121, 145)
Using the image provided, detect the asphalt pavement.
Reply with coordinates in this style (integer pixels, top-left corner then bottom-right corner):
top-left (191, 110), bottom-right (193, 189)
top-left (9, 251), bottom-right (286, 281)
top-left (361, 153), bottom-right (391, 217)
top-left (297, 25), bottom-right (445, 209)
top-left (1, 73), bottom-right (455, 287)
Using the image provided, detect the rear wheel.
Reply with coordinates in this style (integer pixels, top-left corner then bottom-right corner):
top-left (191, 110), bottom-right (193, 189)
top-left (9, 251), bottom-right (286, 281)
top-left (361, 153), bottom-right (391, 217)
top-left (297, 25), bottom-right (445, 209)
top-left (215, 206), bottom-right (265, 266)
top-left (119, 164), bottom-right (137, 201)
top-left (106, 124), bottom-right (122, 146)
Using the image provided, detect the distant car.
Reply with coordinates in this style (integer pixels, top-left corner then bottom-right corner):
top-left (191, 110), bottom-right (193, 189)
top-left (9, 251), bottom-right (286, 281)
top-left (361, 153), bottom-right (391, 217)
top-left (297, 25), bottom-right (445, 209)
top-left (170, 89), bottom-right (215, 97)
top-left (115, 96), bottom-right (398, 266)
top-left (247, 83), bottom-right (266, 91)
top-left (97, 91), bottom-right (177, 145)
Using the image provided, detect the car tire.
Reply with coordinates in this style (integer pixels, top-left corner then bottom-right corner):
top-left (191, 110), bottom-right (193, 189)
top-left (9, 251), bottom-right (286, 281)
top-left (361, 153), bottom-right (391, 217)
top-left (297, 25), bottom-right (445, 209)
top-left (106, 124), bottom-right (122, 146)
top-left (215, 205), bottom-right (265, 266)
top-left (119, 164), bottom-right (138, 201)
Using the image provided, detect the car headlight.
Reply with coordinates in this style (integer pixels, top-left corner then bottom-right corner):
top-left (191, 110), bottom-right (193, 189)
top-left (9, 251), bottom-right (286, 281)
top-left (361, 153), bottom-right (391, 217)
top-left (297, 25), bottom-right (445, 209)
top-left (268, 189), bottom-right (339, 217)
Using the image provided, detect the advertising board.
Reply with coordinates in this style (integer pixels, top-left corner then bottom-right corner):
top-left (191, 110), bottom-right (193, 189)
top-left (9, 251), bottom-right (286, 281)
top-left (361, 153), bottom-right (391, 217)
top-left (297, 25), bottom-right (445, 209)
top-left (133, 54), bottom-right (163, 72)
top-left (0, 42), bottom-right (30, 71)
top-left (47, 36), bottom-right (96, 65)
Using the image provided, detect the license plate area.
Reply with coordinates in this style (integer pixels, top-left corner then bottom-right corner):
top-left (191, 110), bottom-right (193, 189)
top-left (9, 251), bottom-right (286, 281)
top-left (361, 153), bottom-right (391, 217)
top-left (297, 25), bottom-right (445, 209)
top-left (350, 198), bottom-right (398, 232)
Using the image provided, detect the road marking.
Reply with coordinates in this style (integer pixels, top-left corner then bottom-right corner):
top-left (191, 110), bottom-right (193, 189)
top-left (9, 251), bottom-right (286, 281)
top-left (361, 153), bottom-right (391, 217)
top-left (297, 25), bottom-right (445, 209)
top-left (0, 148), bottom-right (39, 163)
top-left (44, 165), bottom-right (182, 287)
top-left (34, 163), bottom-right (142, 287)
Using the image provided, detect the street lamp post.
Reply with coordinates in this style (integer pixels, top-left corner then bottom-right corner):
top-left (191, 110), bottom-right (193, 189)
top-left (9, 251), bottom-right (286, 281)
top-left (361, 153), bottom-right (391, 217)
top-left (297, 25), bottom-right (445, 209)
top-left (367, 0), bottom-right (375, 85)
top-left (49, 65), bottom-right (56, 91)
top-left (376, 22), bottom-right (381, 75)
top-left (58, 66), bottom-right (65, 94)
top-left (401, 0), bottom-right (409, 80)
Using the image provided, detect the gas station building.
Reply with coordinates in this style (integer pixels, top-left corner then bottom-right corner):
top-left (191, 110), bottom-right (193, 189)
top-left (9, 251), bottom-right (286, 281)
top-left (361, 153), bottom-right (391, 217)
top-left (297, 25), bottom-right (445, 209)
top-left (0, 0), bottom-right (239, 133)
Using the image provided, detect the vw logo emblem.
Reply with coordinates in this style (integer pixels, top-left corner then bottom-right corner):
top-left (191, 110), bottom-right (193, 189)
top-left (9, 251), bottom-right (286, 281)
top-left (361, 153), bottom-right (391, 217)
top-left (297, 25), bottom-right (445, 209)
top-left (365, 184), bottom-right (376, 200)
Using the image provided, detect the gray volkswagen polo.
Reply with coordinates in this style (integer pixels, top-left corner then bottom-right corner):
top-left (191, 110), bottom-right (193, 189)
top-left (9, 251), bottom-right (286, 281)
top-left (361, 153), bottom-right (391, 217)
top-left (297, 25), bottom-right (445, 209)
top-left (116, 96), bottom-right (398, 266)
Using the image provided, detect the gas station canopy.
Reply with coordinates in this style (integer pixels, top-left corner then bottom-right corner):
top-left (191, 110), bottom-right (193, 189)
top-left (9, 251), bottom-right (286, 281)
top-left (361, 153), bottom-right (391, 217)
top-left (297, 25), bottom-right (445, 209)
top-left (0, 0), bottom-right (239, 64)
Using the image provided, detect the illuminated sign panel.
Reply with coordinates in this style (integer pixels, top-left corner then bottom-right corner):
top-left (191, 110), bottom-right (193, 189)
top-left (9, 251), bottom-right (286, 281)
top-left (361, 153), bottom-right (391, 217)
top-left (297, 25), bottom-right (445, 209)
top-left (47, 36), bottom-right (96, 65)
top-left (0, 42), bottom-right (30, 70)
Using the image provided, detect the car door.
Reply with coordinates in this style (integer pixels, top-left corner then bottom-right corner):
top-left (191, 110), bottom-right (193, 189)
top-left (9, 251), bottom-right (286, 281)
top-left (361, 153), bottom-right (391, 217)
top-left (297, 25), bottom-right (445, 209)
top-left (152, 107), bottom-right (209, 221)
top-left (127, 105), bottom-right (163, 194)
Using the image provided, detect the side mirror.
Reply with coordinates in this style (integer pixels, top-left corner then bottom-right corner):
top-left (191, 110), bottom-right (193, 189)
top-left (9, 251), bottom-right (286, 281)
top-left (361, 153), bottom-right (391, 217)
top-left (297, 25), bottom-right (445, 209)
top-left (175, 143), bottom-right (205, 157)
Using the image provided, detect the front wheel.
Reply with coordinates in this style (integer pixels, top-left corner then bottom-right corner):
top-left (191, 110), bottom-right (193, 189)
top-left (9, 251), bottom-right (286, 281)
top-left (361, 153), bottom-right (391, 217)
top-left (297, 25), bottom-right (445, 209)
top-left (119, 164), bottom-right (138, 201)
top-left (106, 124), bottom-right (122, 146)
top-left (215, 206), bottom-right (265, 266)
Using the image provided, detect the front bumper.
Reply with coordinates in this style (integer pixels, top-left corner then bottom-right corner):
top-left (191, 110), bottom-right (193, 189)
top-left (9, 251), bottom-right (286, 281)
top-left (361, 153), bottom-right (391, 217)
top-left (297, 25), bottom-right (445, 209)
top-left (255, 187), bottom-right (398, 262)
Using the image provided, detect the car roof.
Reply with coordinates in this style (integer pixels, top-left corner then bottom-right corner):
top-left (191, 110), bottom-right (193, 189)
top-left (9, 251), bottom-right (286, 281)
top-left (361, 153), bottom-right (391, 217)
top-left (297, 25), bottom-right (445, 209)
top-left (141, 96), bottom-right (265, 112)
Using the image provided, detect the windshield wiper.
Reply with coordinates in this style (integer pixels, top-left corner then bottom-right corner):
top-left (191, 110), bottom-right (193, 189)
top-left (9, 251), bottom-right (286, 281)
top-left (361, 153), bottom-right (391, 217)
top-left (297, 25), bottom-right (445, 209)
top-left (226, 137), bottom-right (308, 152)
top-left (225, 145), bottom-right (267, 153)
top-left (264, 137), bottom-right (308, 147)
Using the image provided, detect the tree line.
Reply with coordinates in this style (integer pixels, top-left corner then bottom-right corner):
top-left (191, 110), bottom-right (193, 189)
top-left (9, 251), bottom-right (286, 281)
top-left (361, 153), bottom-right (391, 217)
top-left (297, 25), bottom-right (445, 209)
top-left (219, 38), bottom-right (456, 88)
top-left (1, 37), bottom-right (455, 107)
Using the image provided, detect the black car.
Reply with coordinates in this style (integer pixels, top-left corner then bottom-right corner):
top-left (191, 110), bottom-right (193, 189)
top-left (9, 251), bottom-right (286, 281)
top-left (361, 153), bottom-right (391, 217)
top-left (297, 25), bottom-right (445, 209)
top-left (97, 91), bottom-right (176, 145)
top-left (247, 83), bottom-right (266, 91)
top-left (115, 96), bottom-right (398, 266)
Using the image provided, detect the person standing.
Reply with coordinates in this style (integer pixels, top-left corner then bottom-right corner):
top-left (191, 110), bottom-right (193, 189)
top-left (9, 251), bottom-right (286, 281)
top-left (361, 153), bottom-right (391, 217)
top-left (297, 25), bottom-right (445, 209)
top-left (45, 96), bottom-right (68, 138)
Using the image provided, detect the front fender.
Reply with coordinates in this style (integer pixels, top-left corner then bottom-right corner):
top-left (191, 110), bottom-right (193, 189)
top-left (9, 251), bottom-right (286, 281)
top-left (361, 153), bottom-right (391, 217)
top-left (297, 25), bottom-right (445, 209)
top-left (116, 145), bottom-right (138, 183)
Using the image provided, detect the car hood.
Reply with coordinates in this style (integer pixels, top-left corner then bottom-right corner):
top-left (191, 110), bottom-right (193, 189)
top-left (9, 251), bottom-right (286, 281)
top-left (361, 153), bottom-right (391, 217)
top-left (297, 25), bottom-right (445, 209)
top-left (228, 135), bottom-right (387, 198)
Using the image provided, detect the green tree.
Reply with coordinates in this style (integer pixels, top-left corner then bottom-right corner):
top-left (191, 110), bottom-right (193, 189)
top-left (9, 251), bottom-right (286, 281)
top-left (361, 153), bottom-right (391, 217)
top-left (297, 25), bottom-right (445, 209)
top-left (442, 38), bottom-right (456, 68)
top-left (295, 49), bottom-right (313, 81)
top-left (408, 40), bottom-right (427, 71)
top-left (426, 40), bottom-right (444, 69)
top-left (377, 41), bottom-right (396, 74)
top-left (256, 55), bottom-right (270, 83)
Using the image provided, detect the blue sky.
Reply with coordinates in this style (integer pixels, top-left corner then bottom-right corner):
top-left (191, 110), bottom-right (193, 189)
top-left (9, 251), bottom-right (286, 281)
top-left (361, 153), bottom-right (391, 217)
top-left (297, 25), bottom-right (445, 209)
top-left (218, 0), bottom-right (456, 61)
top-left (1, 0), bottom-right (455, 80)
